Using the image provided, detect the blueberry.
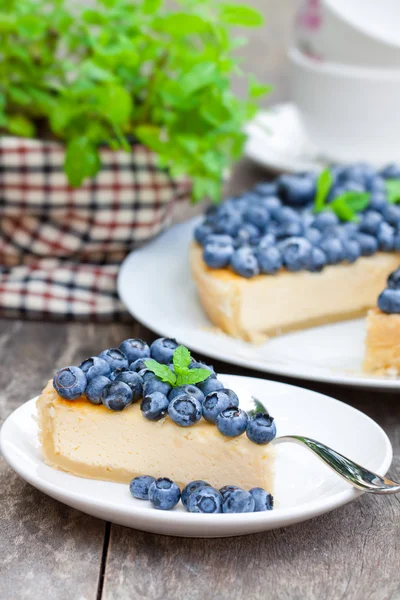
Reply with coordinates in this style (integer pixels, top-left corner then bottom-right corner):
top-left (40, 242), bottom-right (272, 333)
top-left (359, 211), bottom-right (384, 235)
top-left (313, 210), bottom-right (339, 231)
top-left (169, 385), bottom-right (204, 404)
top-left (197, 376), bottom-right (224, 395)
top-left (246, 413), bottom-right (277, 444)
top-left (79, 356), bottom-right (110, 381)
top-left (98, 348), bottom-right (129, 372)
top-left (53, 366), bottom-right (87, 400)
top-left (304, 227), bottom-right (322, 245)
top-left (254, 182), bottom-right (278, 196)
top-left (115, 371), bottom-right (143, 402)
top-left (318, 238), bottom-right (344, 264)
top-left (278, 174), bottom-right (316, 207)
top-left (256, 245), bottom-right (282, 274)
top-left (382, 204), bottom-right (400, 226)
top-left (235, 223), bottom-right (260, 246)
top-left (129, 358), bottom-right (149, 373)
top-left (249, 488), bottom-right (274, 511)
top-left (380, 163), bottom-right (400, 179)
top-left (189, 360), bottom-right (215, 375)
top-left (129, 475), bottom-right (155, 500)
top-left (280, 237), bottom-right (313, 271)
top-left (143, 376), bottom-right (172, 397)
top-left (221, 388), bottom-right (239, 405)
top-left (168, 394), bottom-right (202, 427)
top-left (243, 205), bottom-right (269, 228)
top-left (275, 206), bottom-right (299, 224)
top-left (388, 268), bottom-right (400, 289)
top-left (194, 223), bottom-right (215, 244)
top-left (231, 247), bottom-right (259, 278)
top-left (150, 337), bottom-right (179, 364)
top-left (262, 196), bottom-right (282, 217)
top-left (222, 489), bottom-right (255, 513)
top-left (369, 193), bottom-right (387, 212)
top-left (219, 485), bottom-right (240, 500)
top-left (342, 239), bottom-right (362, 263)
top-left (276, 221), bottom-right (304, 239)
top-left (85, 375), bottom-right (110, 405)
top-left (119, 338), bottom-right (150, 363)
top-left (342, 222), bottom-right (359, 239)
top-left (367, 176), bottom-right (386, 194)
top-left (187, 486), bottom-right (223, 514)
top-left (394, 233), bottom-right (400, 251)
top-left (308, 247), bottom-right (327, 272)
top-left (203, 233), bottom-right (234, 247)
top-left (357, 233), bottom-right (379, 256)
top-left (102, 381), bottom-right (133, 411)
top-left (377, 222), bottom-right (395, 251)
top-left (181, 480), bottom-right (211, 508)
top-left (140, 391), bottom-right (169, 421)
top-left (138, 368), bottom-right (157, 383)
top-left (148, 478), bottom-right (181, 510)
top-left (217, 213), bottom-right (242, 237)
top-left (216, 407), bottom-right (248, 437)
top-left (202, 390), bottom-right (238, 424)
top-left (257, 233), bottom-right (276, 250)
top-left (378, 288), bottom-right (400, 314)
top-left (203, 241), bottom-right (234, 268)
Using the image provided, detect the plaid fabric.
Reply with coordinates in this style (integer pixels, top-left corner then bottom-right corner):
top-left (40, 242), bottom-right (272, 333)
top-left (0, 136), bottom-right (192, 320)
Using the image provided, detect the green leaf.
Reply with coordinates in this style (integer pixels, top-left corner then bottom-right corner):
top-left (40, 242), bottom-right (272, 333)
top-left (142, 0), bottom-right (162, 14)
top-left (144, 359), bottom-right (177, 386)
top-left (64, 137), bottom-right (101, 187)
top-left (7, 115), bottom-right (35, 137)
top-left (172, 345), bottom-right (192, 374)
top-left (385, 179), bottom-right (400, 204)
top-left (314, 168), bottom-right (333, 213)
top-left (179, 63), bottom-right (219, 96)
top-left (329, 197), bottom-right (357, 222)
top-left (249, 76), bottom-right (273, 99)
top-left (99, 85), bottom-right (132, 125)
top-left (176, 368), bottom-right (212, 387)
top-left (220, 4), bottom-right (264, 27)
top-left (156, 13), bottom-right (210, 36)
top-left (341, 191), bottom-right (370, 213)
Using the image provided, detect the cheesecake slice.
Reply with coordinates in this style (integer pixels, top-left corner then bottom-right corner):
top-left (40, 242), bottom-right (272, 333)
top-left (190, 242), bottom-right (400, 342)
top-left (37, 381), bottom-right (275, 491)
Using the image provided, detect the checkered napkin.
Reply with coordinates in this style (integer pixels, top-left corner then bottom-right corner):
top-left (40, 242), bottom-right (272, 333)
top-left (0, 137), bottom-right (191, 320)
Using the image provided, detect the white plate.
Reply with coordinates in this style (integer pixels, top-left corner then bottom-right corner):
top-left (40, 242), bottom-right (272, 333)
top-left (0, 375), bottom-right (392, 537)
top-left (118, 218), bottom-right (400, 390)
top-left (244, 103), bottom-right (326, 173)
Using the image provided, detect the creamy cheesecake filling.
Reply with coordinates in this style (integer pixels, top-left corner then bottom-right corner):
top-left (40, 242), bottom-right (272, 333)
top-left (37, 381), bottom-right (275, 491)
top-left (190, 243), bottom-right (400, 341)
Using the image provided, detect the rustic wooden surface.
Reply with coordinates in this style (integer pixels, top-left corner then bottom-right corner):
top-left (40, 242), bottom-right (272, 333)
top-left (2, 2), bottom-right (400, 599)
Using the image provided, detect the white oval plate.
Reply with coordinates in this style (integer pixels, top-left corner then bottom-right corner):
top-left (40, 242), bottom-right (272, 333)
top-left (1, 375), bottom-right (392, 537)
top-left (118, 218), bottom-right (400, 390)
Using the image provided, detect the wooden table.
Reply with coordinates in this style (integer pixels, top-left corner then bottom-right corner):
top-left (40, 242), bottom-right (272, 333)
top-left (1, 2), bottom-right (400, 599)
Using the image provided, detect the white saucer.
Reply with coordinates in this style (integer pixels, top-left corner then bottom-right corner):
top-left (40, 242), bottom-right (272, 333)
top-left (118, 218), bottom-right (400, 390)
top-left (244, 103), bottom-right (326, 173)
top-left (0, 375), bottom-right (392, 537)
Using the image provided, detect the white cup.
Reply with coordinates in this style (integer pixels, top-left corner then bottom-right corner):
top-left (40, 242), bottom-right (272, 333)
top-left (289, 47), bottom-right (400, 165)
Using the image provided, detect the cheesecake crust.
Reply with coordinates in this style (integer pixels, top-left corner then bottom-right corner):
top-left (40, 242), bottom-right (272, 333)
top-left (363, 308), bottom-right (400, 374)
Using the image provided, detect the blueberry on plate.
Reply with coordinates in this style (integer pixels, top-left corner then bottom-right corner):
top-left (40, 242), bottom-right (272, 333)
top-left (387, 267), bottom-right (400, 290)
top-left (119, 338), bottom-right (150, 363)
top-left (150, 337), bottom-right (179, 364)
top-left (79, 356), bottom-right (110, 381)
top-left (85, 375), bottom-right (110, 405)
top-left (246, 413), bottom-right (277, 444)
top-left (219, 485), bottom-right (240, 500)
top-left (249, 488), bottom-right (274, 512)
top-left (102, 381), bottom-right (133, 411)
top-left (129, 358), bottom-right (149, 373)
top-left (216, 407), bottom-right (248, 437)
top-left (256, 245), bottom-right (282, 275)
top-left (148, 478), bottom-right (181, 510)
top-left (140, 391), bottom-right (169, 421)
top-left (222, 489), bottom-right (255, 513)
top-left (129, 475), bottom-right (156, 500)
top-left (98, 348), bottom-right (129, 372)
top-left (168, 394), bottom-right (202, 427)
top-left (169, 384), bottom-right (204, 404)
top-left (143, 376), bottom-right (172, 397)
top-left (181, 480), bottom-right (211, 508)
top-left (203, 241), bottom-right (234, 269)
top-left (202, 390), bottom-right (238, 424)
top-left (115, 371), bottom-right (143, 402)
top-left (378, 288), bottom-right (400, 314)
top-left (53, 366), bottom-right (87, 400)
top-left (187, 486), bottom-right (223, 514)
top-left (231, 247), bottom-right (260, 278)
top-left (197, 375), bottom-right (224, 396)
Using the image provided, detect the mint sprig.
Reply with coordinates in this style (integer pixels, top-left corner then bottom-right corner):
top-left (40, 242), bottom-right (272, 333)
top-left (385, 180), bottom-right (400, 204)
top-left (313, 168), bottom-right (370, 221)
top-left (145, 345), bottom-right (210, 388)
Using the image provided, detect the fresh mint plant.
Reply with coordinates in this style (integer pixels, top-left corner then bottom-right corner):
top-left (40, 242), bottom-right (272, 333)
top-left (145, 345), bottom-right (210, 387)
top-left (313, 168), bottom-right (370, 221)
top-left (0, 0), bottom-right (268, 202)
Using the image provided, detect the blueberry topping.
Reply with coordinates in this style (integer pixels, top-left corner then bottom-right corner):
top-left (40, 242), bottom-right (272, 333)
top-left (197, 376), bottom-right (224, 395)
top-left (98, 348), bottom-right (129, 372)
top-left (102, 381), bottom-right (133, 411)
top-left (189, 360), bottom-right (215, 374)
top-left (378, 289), bottom-right (400, 314)
top-left (119, 338), bottom-right (150, 363)
top-left (140, 391), bottom-right (169, 421)
top-left (313, 210), bottom-right (339, 230)
top-left (169, 384), bottom-right (204, 404)
top-left (203, 240), bottom-right (234, 268)
top-left (308, 247), bottom-right (327, 272)
top-left (187, 486), bottom-right (223, 513)
top-left (246, 413), bottom-right (277, 444)
top-left (150, 337), bottom-right (179, 364)
top-left (85, 375), bottom-right (110, 405)
top-left (143, 376), bottom-right (172, 397)
top-left (79, 356), bottom-right (110, 381)
top-left (181, 480), bottom-right (211, 508)
top-left (342, 239), bottom-right (362, 264)
top-left (380, 163), bottom-right (400, 179)
top-left (129, 358), bottom-right (149, 373)
top-left (202, 390), bottom-right (238, 424)
top-left (278, 173), bottom-right (316, 207)
top-left (168, 394), bottom-right (202, 427)
top-left (194, 223), bottom-right (215, 244)
top-left (216, 407), bottom-right (248, 437)
top-left (280, 237), bottom-right (313, 271)
top-left (231, 247), bottom-right (259, 278)
top-left (357, 233), bottom-right (379, 256)
top-left (388, 267), bottom-right (400, 289)
top-left (115, 371), bottom-right (143, 402)
top-left (318, 238), bottom-right (344, 264)
top-left (129, 475), bottom-right (156, 500)
top-left (222, 489), bottom-right (255, 513)
top-left (249, 488), bottom-right (274, 512)
top-left (148, 478), bottom-right (181, 510)
top-left (53, 366), bottom-right (87, 400)
top-left (243, 204), bottom-right (269, 228)
top-left (377, 222), bottom-right (395, 251)
top-left (359, 211), bottom-right (383, 235)
top-left (219, 485), bottom-right (240, 500)
top-left (256, 245), bottom-right (282, 274)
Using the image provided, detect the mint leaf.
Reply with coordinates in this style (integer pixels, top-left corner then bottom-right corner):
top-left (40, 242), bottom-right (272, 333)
top-left (64, 137), bottom-right (101, 187)
top-left (176, 368), bottom-right (212, 387)
top-left (173, 346), bottom-right (192, 374)
top-left (329, 197), bottom-right (357, 222)
top-left (341, 191), bottom-right (370, 213)
top-left (314, 168), bottom-right (333, 213)
top-left (385, 180), bottom-right (400, 204)
top-left (144, 359), bottom-right (177, 386)
top-left (220, 4), bottom-right (264, 26)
